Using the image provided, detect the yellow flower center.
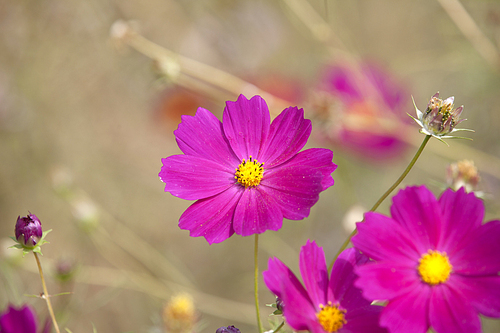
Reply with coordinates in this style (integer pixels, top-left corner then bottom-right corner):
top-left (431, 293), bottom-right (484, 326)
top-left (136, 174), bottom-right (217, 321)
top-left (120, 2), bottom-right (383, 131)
top-left (418, 250), bottom-right (453, 285)
top-left (234, 156), bottom-right (264, 188)
top-left (316, 302), bottom-right (347, 332)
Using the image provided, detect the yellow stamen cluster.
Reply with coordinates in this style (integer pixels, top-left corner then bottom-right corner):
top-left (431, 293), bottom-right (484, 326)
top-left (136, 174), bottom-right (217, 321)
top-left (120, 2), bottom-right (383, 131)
top-left (234, 156), bottom-right (264, 188)
top-left (418, 250), bottom-right (453, 285)
top-left (316, 302), bottom-right (347, 332)
top-left (426, 96), bottom-right (457, 127)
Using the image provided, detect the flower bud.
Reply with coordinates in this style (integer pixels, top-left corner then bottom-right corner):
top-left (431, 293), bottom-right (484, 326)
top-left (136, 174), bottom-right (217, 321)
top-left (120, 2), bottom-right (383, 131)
top-left (215, 325), bottom-right (241, 333)
top-left (446, 160), bottom-right (481, 193)
top-left (422, 93), bottom-right (464, 136)
top-left (163, 293), bottom-right (197, 333)
top-left (15, 213), bottom-right (42, 248)
top-left (410, 92), bottom-right (472, 142)
top-left (54, 257), bottom-right (77, 283)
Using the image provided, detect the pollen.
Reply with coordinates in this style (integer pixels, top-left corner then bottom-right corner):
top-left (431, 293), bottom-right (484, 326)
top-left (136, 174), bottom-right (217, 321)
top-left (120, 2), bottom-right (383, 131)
top-left (235, 156), bottom-right (264, 188)
top-left (418, 250), bottom-right (453, 285)
top-left (316, 302), bottom-right (347, 332)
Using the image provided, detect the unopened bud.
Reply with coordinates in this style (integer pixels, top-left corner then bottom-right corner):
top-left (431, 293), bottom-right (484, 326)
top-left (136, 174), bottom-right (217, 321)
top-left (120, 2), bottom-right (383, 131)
top-left (15, 213), bottom-right (42, 248)
top-left (446, 160), bottom-right (480, 192)
top-left (216, 326), bottom-right (241, 333)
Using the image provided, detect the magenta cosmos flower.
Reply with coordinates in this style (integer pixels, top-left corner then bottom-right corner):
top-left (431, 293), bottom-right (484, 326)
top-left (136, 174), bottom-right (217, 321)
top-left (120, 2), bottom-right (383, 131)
top-left (159, 95), bottom-right (336, 244)
top-left (0, 304), bottom-right (38, 333)
top-left (311, 62), bottom-right (410, 161)
top-left (352, 186), bottom-right (500, 333)
top-left (263, 240), bottom-right (387, 333)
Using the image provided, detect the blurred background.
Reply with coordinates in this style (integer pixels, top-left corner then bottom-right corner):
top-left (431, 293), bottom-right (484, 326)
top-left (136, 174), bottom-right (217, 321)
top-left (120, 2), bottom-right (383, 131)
top-left (1, 0), bottom-right (500, 332)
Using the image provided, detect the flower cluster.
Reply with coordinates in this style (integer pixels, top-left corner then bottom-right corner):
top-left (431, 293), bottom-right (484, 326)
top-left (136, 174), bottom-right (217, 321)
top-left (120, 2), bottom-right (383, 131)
top-left (157, 93), bottom-right (500, 333)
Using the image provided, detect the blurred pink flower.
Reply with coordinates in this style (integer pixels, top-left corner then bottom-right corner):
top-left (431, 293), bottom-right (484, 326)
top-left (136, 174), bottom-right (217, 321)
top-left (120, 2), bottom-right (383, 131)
top-left (0, 304), bottom-right (50, 333)
top-left (310, 62), bottom-right (410, 161)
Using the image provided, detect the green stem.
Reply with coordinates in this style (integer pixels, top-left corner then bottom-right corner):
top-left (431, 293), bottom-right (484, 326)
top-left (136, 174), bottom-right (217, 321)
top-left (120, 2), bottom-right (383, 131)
top-left (369, 135), bottom-right (431, 212)
top-left (254, 234), bottom-right (264, 333)
top-left (329, 135), bottom-right (432, 270)
top-left (273, 321), bottom-right (285, 333)
top-left (34, 252), bottom-right (61, 333)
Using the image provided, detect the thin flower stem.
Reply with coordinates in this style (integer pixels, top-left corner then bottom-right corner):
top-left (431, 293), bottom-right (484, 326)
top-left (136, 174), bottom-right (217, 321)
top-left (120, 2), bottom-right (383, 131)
top-left (369, 135), bottom-right (431, 212)
top-left (329, 135), bottom-right (432, 270)
top-left (254, 234), bottom-right (264, 333)
top-left (33, 252), bottom-right (61, 333)
top-left (273, 321), bottom-right (285, 333)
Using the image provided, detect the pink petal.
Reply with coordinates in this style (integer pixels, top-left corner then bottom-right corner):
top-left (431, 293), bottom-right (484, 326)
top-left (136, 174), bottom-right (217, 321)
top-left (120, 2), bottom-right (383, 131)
top-left (324, 65), bottom-right (362, 103)
top-left (174, 107), bottom-right (238, 168)
top-left (232, 187), bottom-right (283, 236)
top-left (263, 258), bottom-right (316, 331)
top-left (299, 240), bottom-right (328, 308)
top-left (222, 95), bottom-right (270, 160)
top-left (352, 212), bottom-right (420, 265)
top-left (451, 220), bottom-right (500, 275)
top-left (178, 187), bottom-right (242, 244)
top-left (307, 321), bottom-right (330, 333)
top-left (278, 148), bottom-right (337, 191)
top-left (438, 188), bottom-right (484, 253)
top-left (259, 165), bottom-right (323, 220)
top-left (429, 284), bottom-right (481, 333)
top-left (337, 129), bottom-right (408, 161)
top-left (390, 186), bottom-right (442, 252)
top-left (355, 261), bottom-right (421, 301)
top-left (343, 304), bottom-right (387, 333)
top-left (0, 304), bottom-right (38, 333)
top-left (329, 248), bottom-right (371, 310)
top-left (159, 155), bottom-right (235, 200)
top-left (258, 106), bottom-right (311, 167)
top-left (380, 285), bottom-right (431, 333)
top-left (447, 274), bottom-right (500, 318)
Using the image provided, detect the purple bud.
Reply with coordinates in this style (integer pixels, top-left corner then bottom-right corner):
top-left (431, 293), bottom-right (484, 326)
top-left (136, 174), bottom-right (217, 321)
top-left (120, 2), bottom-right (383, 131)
top-left (15, 213), bottom-right (42, 248)
top-left (55, 258), bottom-right (76, 282)
top-left (216, 325), bottom-right (241, 333)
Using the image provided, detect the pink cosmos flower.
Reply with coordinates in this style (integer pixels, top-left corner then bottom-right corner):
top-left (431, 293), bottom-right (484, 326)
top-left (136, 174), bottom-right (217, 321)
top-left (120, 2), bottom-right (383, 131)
top-left (352, 186), bottom-right (500, 333)
top-left (263, 240), bottom-right (387, 333)
top-left (0, 304), bottom-right (50, 333)
top-left (159, 95), bottom-right (336, 244)
top-left (311, 62), bottom-right (410, 160)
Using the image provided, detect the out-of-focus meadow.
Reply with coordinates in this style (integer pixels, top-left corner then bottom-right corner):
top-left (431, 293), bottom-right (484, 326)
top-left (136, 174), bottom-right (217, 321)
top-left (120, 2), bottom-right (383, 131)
top-left (1, 0), bottom-right (500, 332)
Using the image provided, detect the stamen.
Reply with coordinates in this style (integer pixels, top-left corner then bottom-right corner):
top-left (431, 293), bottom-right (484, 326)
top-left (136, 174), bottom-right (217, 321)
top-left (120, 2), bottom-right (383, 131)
top-left (234, 156), bottom-right (264, 188)
top-left (418, 250), bottom-right (452, 285)
top-left (316, 302), bottom-right (346, 332)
